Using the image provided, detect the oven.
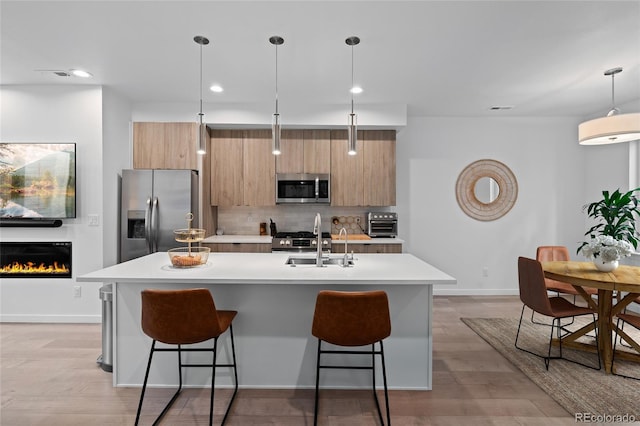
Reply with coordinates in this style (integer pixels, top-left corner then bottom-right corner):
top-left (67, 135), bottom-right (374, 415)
top-left (367, 212), bottom-right (398, 238)
top-left (271, 231), bottom-right (332, 253)
top-left (276, 173), bottom-right (330, 204)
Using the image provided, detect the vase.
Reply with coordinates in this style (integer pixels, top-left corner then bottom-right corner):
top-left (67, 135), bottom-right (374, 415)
top-left (593, 259), bottom-right (619, 272)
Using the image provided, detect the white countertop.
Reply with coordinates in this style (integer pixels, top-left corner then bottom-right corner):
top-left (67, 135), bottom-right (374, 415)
top-left (78, 252), bottom-right (456, 286)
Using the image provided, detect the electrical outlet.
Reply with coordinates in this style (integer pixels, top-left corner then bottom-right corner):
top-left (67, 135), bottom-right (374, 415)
top-left (482, 267), bottom-right (489, 277)
top-left (88, 214), bottom-right (99, 226)
top-left (355, 216), bottom-right (361, 223)
top-left (73, 286), bottom-right (82, 298)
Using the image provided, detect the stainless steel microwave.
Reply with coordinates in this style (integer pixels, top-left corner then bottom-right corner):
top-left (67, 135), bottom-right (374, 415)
top-left (276, 173), bottom-right (330, 204)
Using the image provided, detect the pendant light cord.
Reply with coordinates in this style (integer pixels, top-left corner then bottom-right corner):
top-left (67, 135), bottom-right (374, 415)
top-left (350, 44), bottom-right (355, 114)
top-left (199, 42), bottom-right (203, 116)
top-left (275, 42), bottom-right (279, 114)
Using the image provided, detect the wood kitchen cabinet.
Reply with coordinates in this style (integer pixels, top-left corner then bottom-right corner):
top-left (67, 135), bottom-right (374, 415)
top-left (210, 128), bottom-right (394, 207)
top-left (330, 130), bottom-right (364, 206)
top-left (203, 243), bottom-right (271, 253)
top-left (244, 129), bottom-right (276, 206)
top-left (276, 130), bottom-right (330, 174)
top-left (330, 129), bottom-right (396, 207)
top-left (133, 122), bottom-right (197, 170)
top-left (343, 243), bottom-right (402, 254)
top-left (210, 129), bottom-right (275, 207)
top-left (210, 129), bottom-right (244, 206)
top-left (363, 130), bottom-right (396, 206)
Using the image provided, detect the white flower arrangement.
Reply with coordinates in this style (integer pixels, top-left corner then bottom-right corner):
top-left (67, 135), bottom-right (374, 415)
top-left (579, 235), bottom-right (634, 262)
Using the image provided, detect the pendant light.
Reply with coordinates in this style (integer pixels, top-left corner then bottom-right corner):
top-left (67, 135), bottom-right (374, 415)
top-left (194, 35), bottom-right (209, 155)
top-left (578, 67), bottom-right (640, 145)
top-left (346, 36), bottom-right (360, 156)
top-left (270, 36), bottom-right (284, 155)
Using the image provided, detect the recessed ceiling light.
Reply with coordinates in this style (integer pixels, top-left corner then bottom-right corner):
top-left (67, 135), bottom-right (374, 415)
top-left (70, 69), bottom-right (93, 78)
top-left (209, 84), bottom-right (224, 93)
top-left (350, 86), bottom-right (363, 94)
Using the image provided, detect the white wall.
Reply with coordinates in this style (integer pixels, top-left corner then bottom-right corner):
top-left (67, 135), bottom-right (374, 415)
top-left (2, 89), bottom-right (631, 322)
top-left (132, 102), bottom-right (407, 129)
top-left (395, 116), bottom-right (631, 295)
top-left (101, 88), bottom-right (133, 267)
top-left (0, 85), bottom-right (110, 322)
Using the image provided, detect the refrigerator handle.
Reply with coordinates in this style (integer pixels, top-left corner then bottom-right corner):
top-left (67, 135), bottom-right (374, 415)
top-left (151, 197), bottom-right (159, 252)
top-left (145, 197), bottom-right (153, 253)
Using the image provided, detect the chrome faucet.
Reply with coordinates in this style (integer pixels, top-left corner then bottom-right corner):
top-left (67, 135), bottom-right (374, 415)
top-left (313, 213), bottom-right (323, 267)
top-left (338, 227), bottom-right (349, 266)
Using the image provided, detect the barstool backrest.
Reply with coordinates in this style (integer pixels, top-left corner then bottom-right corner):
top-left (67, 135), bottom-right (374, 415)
top-left (141, 288), bottom-right (223, 344)
top-left (312, 290), bottom-right (391, 346)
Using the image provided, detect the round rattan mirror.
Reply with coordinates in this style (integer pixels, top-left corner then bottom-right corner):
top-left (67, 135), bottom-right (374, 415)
top-left (455, 159), bottom-right (518, 221)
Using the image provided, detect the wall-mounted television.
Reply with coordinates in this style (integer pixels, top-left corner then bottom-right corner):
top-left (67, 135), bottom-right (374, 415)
top-left (0, 143), bottom-right (76, 219)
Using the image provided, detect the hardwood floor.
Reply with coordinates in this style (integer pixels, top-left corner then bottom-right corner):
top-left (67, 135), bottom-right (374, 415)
top-left (1, 296), bottom-right (577, 425)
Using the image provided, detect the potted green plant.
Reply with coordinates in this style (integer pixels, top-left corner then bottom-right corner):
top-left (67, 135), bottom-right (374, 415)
top-left (578, 188), bottom-right (640, 271)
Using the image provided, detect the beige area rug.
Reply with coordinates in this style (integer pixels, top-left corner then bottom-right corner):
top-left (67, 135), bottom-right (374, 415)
top-left (462, 317), bottom-right (640, 419)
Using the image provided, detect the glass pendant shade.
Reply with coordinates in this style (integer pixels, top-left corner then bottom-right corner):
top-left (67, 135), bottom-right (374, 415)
top-left (197, 114), bottom-right (207, 155)
top-left (194, 35), bottom-right (209, 155)
top-left (272, 113), bottom-right (281, 155)
top-left (578, 113), bottom-right (640, 145)
top-left (270, 36), bottom-right (284, 156)
top-left (348, 113), bottom-right (357, 156)
top-left (346, 36), bottom-right (360, 156)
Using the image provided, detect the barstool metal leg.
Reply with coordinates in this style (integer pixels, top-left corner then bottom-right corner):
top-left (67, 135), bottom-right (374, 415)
top-left (210, 337), bottom-right (218, 426)
top-left (135, 340), bottom-right (156, 426)
top-left (153, 345), bottom-right (184, 425)
top-left (220, 324), bottom-right (239, 425)
top-left (371, 343), bottom-right (385, 425)
top-left (313, 339), bottom-right (321, 426)
top-left (380, 340), bottom-right (391, 426)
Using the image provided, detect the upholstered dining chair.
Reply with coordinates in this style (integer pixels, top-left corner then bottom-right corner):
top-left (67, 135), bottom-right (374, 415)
top-left (534, 246), bottom-right (597, 326)
top-left (612, 311), bottom-right (640, 380)
top-left (135, 288), bottom-right (239, 426)
top-left (312, 290), bottom-right (391, 426)
top-left (536, 246), bottom-right (597, 299)
top-left (515, 257), bottom-right (601, 371)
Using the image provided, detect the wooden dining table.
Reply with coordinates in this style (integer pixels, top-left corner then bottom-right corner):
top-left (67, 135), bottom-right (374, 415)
top-left (542, 260), bottom-right (640, 373)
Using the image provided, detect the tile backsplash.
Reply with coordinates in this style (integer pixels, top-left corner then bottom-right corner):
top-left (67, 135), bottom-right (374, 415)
top-left (216, 206), bottom-right (392, 236)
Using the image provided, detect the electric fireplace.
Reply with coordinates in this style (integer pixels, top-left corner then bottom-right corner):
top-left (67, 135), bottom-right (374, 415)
top-left (0, 241), bottom-right (72, 278)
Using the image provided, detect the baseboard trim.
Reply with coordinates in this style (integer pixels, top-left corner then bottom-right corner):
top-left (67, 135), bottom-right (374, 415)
top-left (433, 289), bottom-right (519, 296)
top-left (0, 314), bottom-right (101, 323)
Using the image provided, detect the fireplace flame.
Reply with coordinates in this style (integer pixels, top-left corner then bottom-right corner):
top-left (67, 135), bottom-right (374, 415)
top-left (1, 261), bottom-right (70, 274)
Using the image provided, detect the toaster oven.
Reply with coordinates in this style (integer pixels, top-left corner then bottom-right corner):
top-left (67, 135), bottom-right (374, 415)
top-left (367, 212), bottom-right (398, 238)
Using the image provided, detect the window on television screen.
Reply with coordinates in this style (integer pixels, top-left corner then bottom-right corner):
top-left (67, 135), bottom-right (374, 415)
top-left (0, 143), bottom-right (76, 219)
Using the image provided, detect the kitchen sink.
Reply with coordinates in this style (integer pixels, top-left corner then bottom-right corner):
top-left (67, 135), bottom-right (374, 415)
top-left (285, 256), bottom-right (354, 267)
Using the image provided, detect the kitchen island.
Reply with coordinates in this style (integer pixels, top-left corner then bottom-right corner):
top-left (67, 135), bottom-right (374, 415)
top-left (78, 252), bottom-right (456, 390)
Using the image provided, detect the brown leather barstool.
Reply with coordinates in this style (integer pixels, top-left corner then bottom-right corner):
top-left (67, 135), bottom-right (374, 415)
top-left (134, 288), bottom-right (238, 426)
top-left (311, 290), bottom-right (391, 426)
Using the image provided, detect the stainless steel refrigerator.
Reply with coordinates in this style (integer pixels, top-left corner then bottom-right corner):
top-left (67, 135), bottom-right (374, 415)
top-left (119, 169), bottom-right (199, 262)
